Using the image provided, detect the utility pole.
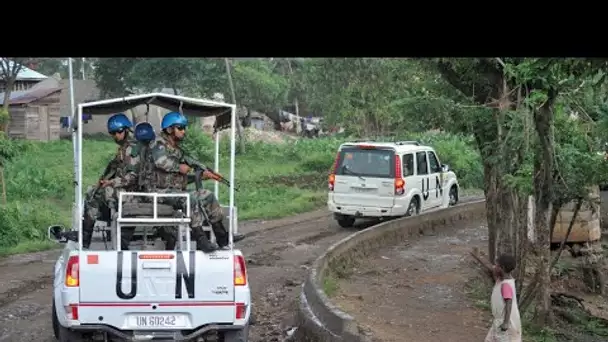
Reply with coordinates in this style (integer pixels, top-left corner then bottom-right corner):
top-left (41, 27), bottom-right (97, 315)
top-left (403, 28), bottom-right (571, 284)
top-left (81, 58), bottom-right (86, 80)
top-left (286, 59), bottom-right (300, 134)
top-left (224, 58), bottom-right (245, 154)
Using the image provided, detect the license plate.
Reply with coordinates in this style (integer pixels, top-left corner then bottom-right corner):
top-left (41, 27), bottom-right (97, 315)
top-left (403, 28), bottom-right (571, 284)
top-left (130, 314), bottom-right (185, 328)
top-left (353, 187), bottom-right (375, 193)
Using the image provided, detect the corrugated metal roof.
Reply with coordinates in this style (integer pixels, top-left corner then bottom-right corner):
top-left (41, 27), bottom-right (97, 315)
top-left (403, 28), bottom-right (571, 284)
top-left (0, 87), bottom-right (61, 105)
top-left (1, 59), bottom-right (48, 80)
top-left (0, 91), bottom-right (28, 104)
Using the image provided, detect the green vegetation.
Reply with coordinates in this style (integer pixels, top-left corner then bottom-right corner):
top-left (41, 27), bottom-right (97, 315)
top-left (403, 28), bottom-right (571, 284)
top-left (9, 57), bottom-right (608, 335)
top-left (0, 127), bottom-right (484, 255)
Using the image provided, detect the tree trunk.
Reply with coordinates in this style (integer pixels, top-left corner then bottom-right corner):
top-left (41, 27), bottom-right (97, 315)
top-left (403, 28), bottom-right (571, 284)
top-left (2, 78), bottom-right (14, 134)
top-left (532, 88), bottom-right (556, 326)
top-left (482, 156), bottom-right (499, 262)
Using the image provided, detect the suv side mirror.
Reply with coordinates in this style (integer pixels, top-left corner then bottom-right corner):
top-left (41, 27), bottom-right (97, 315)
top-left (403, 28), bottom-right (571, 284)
top-left (48, 225), bottom-right (66, 242)
top-left (442, 164), bottom-right (450, 172)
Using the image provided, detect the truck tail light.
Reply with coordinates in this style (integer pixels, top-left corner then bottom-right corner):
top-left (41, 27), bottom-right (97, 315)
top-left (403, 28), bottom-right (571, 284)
top-left (328, 151), bottom-right (340, 191)
top-left (235, 302), bottom-right (247, 319)
top-left (234, 255), bottom-right (247, 286)
top-left (65, 255), bottom-right (79, 287)
top-left (394, 155), bottom-right (405, 195)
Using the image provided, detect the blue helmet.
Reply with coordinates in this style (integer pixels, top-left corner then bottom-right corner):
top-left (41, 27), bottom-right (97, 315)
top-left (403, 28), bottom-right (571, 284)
top-left (107, 113), bottom-right (133, 133)
top-left (135, 122), bottom-right (156, 142)
top-left (161, 112), bottom-right (188, 130)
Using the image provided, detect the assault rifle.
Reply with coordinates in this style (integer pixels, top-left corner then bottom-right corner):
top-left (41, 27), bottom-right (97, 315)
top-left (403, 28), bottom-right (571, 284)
top-left (183, 155), bottom-right (239, 191)
top-left (90, 158), bottom-right (119, 198)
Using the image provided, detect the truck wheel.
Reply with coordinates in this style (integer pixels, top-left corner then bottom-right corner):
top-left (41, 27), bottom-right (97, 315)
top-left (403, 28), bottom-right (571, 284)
top-left (52, 300), bottom-right (60, 339)
top-left (336, 216), bottom-right (355, 228)
top-left (53, 300), bottom-right (84, 341)
top-left (222, 325), bottom-right (250, 342)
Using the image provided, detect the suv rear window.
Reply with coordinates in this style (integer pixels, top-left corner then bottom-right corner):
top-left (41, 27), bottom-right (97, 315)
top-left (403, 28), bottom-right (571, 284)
top-left (335, 147), bottom-right (395, 178)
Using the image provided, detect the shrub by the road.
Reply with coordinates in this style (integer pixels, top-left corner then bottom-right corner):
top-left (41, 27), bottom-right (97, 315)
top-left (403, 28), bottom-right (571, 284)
top-left (0, 129), bottom-right (483, 254)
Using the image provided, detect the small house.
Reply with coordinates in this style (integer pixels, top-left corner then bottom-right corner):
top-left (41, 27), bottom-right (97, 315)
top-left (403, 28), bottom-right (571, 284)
top-left (0, 78), bottom-right (62, 141)
top-left (0, 60), bottom-right (48, 93)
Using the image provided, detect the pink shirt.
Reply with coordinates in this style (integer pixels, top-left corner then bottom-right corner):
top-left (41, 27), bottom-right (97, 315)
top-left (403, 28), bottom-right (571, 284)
top-left (501, 282), bottom-right (513, 300)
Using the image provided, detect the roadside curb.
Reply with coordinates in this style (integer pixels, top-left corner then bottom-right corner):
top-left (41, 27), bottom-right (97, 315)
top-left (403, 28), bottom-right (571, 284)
top-left (295, 200), bottom-right (487, 342)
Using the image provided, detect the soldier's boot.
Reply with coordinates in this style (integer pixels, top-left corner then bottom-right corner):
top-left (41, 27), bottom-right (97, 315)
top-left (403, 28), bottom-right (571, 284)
top-left (233, 233), bottom-right (246, 243)
top-left (211, 221), bottom-right (230, 248)
top-left (192, 226), bottom-right (219, 253)
top-left (82, 216), bottom-right (95, 249)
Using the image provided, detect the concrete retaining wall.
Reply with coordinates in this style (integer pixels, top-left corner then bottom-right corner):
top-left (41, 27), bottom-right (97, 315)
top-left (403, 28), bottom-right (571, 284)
top-left (295, 200), bottom-right (487, 342)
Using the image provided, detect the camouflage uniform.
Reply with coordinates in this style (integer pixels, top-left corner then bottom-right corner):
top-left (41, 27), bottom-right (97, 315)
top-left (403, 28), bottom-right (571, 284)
top-left (82, 141), bottom-right (140, 250)
top-left (149, 133), bottom-right (229, 250)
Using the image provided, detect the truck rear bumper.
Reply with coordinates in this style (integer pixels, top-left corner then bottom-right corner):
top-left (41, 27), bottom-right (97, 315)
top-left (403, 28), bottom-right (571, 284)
top-left (71, 323), bottom-right (246, 341)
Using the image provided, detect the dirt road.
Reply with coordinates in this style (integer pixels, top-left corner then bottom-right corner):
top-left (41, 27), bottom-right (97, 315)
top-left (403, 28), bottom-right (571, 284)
top-left (333, 220), bottom-right (490, 342)
top-left (0, 209), bottom-right (379, 342)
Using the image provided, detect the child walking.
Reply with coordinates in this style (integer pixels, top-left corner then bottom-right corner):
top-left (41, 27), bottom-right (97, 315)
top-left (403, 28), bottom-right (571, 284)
top-left (485, 254), bottom-right (522, 342)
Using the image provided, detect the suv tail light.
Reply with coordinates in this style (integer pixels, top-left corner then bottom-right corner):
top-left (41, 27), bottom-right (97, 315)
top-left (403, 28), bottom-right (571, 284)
top-left (394, 155), bottom-right (405, 195)
top-left (328, 151), bottom-right (340, 191)
top-left (65, 255), bottom-right (79, 287)
top-left (234, 255), bottom-right (247, 286)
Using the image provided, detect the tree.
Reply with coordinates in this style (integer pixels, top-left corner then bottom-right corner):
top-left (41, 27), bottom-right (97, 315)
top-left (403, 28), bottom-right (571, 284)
top-left (93, 58), bottom-right (140, 97)
top-left (435, 57), bottom-right (608, 325)
top-left (231, 59), bottom-right (290, 118)
top-left (32, 58), bottom-right (97, 80)
top-left (0, 58), bottom-right (42, 133)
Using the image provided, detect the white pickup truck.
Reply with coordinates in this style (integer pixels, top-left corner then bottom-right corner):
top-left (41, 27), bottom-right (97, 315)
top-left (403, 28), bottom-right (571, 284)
top-left (49, 92), bottom-right (251, 342)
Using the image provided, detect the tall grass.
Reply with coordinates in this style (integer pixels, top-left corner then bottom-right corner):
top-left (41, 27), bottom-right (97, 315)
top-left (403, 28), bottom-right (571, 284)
top-left (0, 129), bottom-right (484, 254)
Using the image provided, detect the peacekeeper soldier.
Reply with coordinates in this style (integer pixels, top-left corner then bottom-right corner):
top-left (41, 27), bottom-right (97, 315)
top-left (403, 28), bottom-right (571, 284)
top-left (133, 122), bottom-right (157, 192)
top-left (134, 122), bottom-right (180, 249)
top-left (82, 113), bottom-right (139, 250)
top-left (149, 111), bottom-right (231, 253)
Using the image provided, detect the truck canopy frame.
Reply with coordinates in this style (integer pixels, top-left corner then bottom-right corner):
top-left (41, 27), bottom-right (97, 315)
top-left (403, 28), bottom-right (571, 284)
top-left (71, 92), bottom-right (238, 248)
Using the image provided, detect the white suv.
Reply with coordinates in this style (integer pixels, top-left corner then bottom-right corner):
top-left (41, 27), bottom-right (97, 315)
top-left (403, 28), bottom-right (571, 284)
top-left (327, 141), bottom-right (459, 227)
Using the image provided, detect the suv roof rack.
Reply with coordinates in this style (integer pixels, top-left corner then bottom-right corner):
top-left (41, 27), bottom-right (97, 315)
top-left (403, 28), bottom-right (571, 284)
top-left (349, 139), bottom-right (375, 143)
top-left (394, 140), bottom-right (420, 146)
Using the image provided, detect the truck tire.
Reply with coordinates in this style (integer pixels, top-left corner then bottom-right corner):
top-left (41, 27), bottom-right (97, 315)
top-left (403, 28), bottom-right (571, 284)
top-left (52, 299), bottom-right (60, 339)
top-left (222, 325), bottom-right (249, 342)
top-left (53, 300), bottom-right (84, 341)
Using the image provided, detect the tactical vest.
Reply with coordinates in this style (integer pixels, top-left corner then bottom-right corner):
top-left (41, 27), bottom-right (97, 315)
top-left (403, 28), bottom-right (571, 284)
top-left (151, 139), bottom-right (188, 190)
top-left (114, 141), bottom-right (136, 190)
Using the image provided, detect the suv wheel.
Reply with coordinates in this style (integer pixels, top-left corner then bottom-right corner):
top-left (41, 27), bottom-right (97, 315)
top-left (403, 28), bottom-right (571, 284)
top-left (449, 186), bottom-right (458, 206)
top-left (336, 216), bottom-right (355, 228)
top-left (406, 197), bottom-right (419, 217)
